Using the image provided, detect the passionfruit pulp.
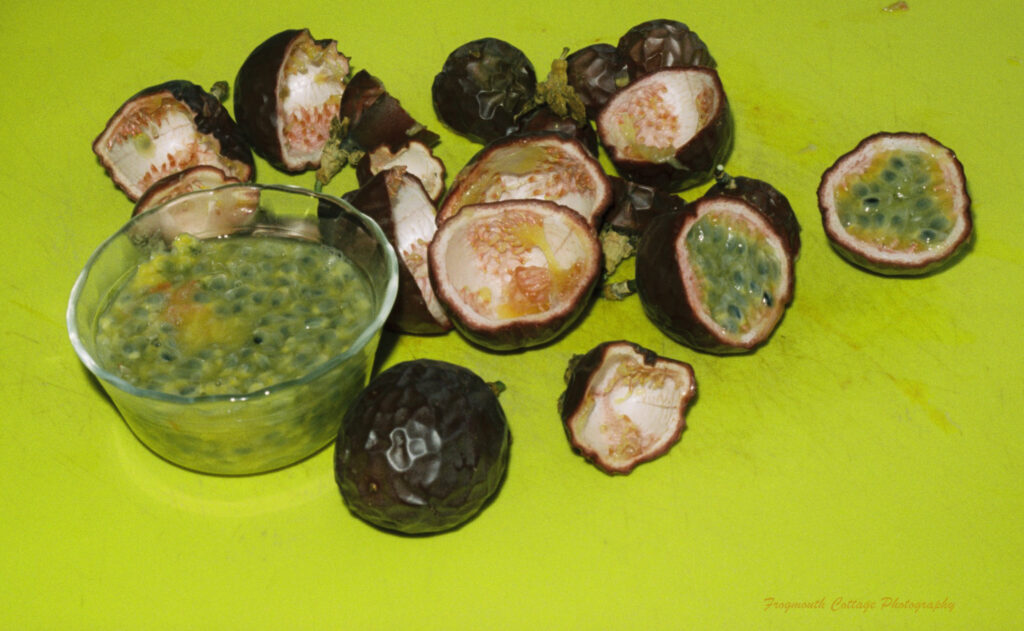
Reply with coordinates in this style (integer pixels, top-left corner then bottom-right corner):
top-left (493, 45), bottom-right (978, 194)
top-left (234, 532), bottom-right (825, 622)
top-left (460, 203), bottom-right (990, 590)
top-left (559, 340), bottom-right (696, 474)
top-left (817, 132), bottom-right (972, 275)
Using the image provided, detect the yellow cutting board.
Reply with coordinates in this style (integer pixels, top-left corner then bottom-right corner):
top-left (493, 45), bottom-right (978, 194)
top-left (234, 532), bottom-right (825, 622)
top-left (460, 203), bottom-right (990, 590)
top-left (2, 1), bottom-right (1021, 629)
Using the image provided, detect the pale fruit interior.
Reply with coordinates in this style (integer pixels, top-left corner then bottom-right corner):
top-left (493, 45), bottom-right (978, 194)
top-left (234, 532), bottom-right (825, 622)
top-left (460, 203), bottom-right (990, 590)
top-left (278, 32), bottom-right (348, 165)
top-left (99, 96), bottom-right (246, 199)
top-left (682, 203), bottom-right (785, 341)
top-left (569, 345), bottom-right (692, 471)
top-left (831, 148), bottom-right (956, 252)
top-left (368, 141), bottom-right (445, 201)
top-left (441, 206), bottom-right (592, 322)
top-left (391, 177), bottom-right (449, 327)
top-left (601, 71), bottom-right (718, 162)
top-left (447, 140), bottom-right (604, 223)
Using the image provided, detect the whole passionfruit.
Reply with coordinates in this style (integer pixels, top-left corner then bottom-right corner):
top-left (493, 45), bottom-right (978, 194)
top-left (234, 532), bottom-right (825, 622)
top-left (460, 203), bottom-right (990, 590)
top-left (92, 80), bottom-right (254, 201)
top-left (343, 167), bottom-right (451, 335)
top-left (817, 132), bottom-right (972, 275)
top-left (616, 19), bottom-right (717, 80)
top-left (565, 43), bottom-right (630, 119)
top-left (233, 29), bottom-right (350, 173)
top-left (559, 340), bottom-right (697, 475)
top-left (431, 38), bottom-right (537, 144)
top-left (635, 175), bottom-right (799, 354)
top-left (428, 200), bottom-right (602, 351)
top-left (334, 359), bottom-right (510, 535)
top-left (437, 132), bottom-right (612, 228)
top-left (596, 67), bottom-right (732, 192)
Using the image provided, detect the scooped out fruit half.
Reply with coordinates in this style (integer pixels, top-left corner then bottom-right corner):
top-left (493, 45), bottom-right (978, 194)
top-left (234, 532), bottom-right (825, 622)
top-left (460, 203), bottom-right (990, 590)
top-left (636, 176), bottom-right (798, 353)
top-left (559, 340), bottom-right (696, 475)
top-left (817, 132), bottom-right (972, 275)
top-left (428, 200), bottom-right (602, 351)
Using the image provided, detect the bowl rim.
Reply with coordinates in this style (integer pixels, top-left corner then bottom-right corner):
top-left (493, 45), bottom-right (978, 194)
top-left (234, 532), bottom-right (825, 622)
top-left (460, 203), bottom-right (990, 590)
top-left (66, 182), bottom-right (399, 405)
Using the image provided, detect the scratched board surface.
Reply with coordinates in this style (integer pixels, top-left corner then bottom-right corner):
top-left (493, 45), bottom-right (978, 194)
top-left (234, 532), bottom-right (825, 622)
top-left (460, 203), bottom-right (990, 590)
top-left (1, 1), bottom-right (1022, 629)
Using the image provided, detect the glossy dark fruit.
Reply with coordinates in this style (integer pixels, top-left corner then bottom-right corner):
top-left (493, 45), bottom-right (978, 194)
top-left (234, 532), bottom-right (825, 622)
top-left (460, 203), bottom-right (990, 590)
top-left (559, 340), bottom-right (696, 474)
top-left (596, 67), bottom-right (732, 192)
top-left (817, 132), bottom-right (972, 275)
top-left (438, 133), bottom-right (612, 228)
top-left (566, 43), bottom-right (630, 119)
top-left (132, 165), bottom-right (241, 215)
top-left (428, 200), bottom-right (602, 351)
top-left (635, 176), bottom-right (798, 353)
top-left (233, 29), bottom-right (350, 172)
top-left (93, 80), bottom-right (255, 201)
top-left (515, 105), bottom-right (600, 155)
top-left (599, 176), bottom-right (688, 274)
top-left (356, 140), bottom-right (446, 203)
top-left (334, 359), bottom-right (510, 535)
top-left (343, 167), bottom-right (451, 334)
top-left (617, 19), bottom-right (716, 80)
top-left (432, 38), bottom-right (537, 144)
top-left (337, 70), bottom-right (441, 154)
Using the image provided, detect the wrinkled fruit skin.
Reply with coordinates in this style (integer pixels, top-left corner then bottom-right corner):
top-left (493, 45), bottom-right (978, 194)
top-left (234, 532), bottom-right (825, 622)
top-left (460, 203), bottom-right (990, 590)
top-left (565, 43), bottom-right (630, 119)
top-left (432, 38), bottom-right (537, 144)
top-left (617, 19), bottom-right (717, 80)
top-left (334, 360), bottom-right (510, 535)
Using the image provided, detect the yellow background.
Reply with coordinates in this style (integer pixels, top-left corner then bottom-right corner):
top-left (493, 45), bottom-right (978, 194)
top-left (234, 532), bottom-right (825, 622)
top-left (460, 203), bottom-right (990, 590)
top-left (2, 1), bottom-right (1021, 629)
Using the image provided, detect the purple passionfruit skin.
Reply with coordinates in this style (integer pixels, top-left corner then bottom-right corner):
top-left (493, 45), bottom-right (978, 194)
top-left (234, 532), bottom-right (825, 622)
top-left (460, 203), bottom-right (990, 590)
top-left (596, 67), bottom-right (733, 192)
top-left (559, 340), bottom-right (697, 475)
top-left (817, 132), bottom-right (972, 276)
top-left (355, 140), bottom-right (447, 203)
top-left (92, 80), bottom-right (255, 201)
top-left (343, 168), bottom-right (451, 335)
top-left (705, 173), bottom-right (802, 257)
top-left (565, 43), bottom-right (630, 119)
top-left (428, 200), bottom-right (603, 351)
top-left (132, 165), bottom-right (241, 216)
top-left (233, 28), bottom-right (350, 173)
top-left (635, 176), bottom-right (798, 354)
top-left (616, 19), bottom-right (717, 80)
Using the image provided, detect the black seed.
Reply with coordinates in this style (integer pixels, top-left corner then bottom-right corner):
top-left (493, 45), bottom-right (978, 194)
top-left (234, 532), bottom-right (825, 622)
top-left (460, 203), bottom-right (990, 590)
top-left (762, 292), bottom-right (773, 307)
top-left (890, 156), bottom-right (906, 169)
top-left (882, 170), bottom-right (896, 182)
top-left (920, 229), bottom-right (937, 242)
top-left (915, 197), bottom-right (932, 210)
top-left (727, 304), bottom-right (741, 320)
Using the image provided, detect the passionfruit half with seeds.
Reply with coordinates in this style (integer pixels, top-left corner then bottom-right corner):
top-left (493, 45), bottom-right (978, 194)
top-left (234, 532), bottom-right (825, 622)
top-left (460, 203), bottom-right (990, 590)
top-left (596, 67), bottom-right (732, 192)
top-left (334, 359), bottom-right (510, 535)
top-left (635, 176), bottom-right (798, 353)
top-left (233, 29), bottom-right (350, 173)
top-left (817, 132), bottom-right (972, 275)
top-left (428, 200), bottom-right (602, 351)
top-left (437, 133), bottom-right (612, 227)
top-left (132, 165), bottom-right (241, 215)
top-left (559, 340), bottom-right (696, 475)
top-left (92, 80), bottom-right (254, 201)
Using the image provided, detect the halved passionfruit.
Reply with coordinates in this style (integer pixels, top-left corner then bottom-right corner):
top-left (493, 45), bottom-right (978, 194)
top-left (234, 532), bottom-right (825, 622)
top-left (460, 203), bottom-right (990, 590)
top-left (343, 167), bottom-right (451, 334)
top-left (92, 80), bottom-right (254, 201)
top-left (635, 176), bottom-right (798, 353)
top-left (233, 29), bottom-right (350, 173)
top-left (596, 67), bottom-right (732, 192)
top-left (437, 133), bottom-right (612, 227)
top-left (817, 132), bottom-right (972, 275)
top-left (132, 165), bottom-right (241, 215)
top-left (427, 200), bottom-right (602, 350)
top-left (356, 140), bottom-right (446, 203)
top-left (559, 340), bottom-right (696, 475)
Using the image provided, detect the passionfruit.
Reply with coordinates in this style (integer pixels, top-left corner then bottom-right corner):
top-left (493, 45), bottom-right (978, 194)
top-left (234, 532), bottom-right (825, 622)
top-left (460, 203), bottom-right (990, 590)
top-left (132, 165), bottom-right (241, 215)
top-left (437, 133), bottom-right (612, 228)
top-left (596, 67), bottom-right (732, 192)
top-left (355, 140), bottom-right (446, 203)
top-left (635, 175), bottom-right (798, 353)
top-left (92, 80), bottom-right (254, 201)
top-left (817, 132), bottom-right (972, 275)
top-left (559, 340), bottom-right (696, 474)
top-left (343, 167), bottom-right (451, 335)
top-left (599, 176), bottom-right (688, 274)
top-left (428, 200), bottom-right (602, 351)
top-left (616, 19), bottom-right (716, 80)
top-left (565, 43), bottom-right (630, 119)
top-left (431, 38), bottom-right (537, 144)
top-left (233, 29), bottom-right (350, 173)
top-left (334, 359), bottom-right (510, 535)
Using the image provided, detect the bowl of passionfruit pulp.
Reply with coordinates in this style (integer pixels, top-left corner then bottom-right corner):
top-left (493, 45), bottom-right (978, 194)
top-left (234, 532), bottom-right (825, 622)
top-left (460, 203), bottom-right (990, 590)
top-left (68, 184), bottom-right (398, 475)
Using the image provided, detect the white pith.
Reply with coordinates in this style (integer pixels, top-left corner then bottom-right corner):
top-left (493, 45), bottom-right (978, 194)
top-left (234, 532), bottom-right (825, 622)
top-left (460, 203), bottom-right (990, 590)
top-left (391, 174), bottom-right (450, 327)
top-left (430, 201), bottom-right (599, 328)
top-left (598, 69), bottom-right (719, 161)
top-left (368, 141), bottom-right (445, 202)
top-left (819, 134), bottom-right (970, 266)
top-left (677, 199), bottom-right (791, 346)
top-left (438, 136), bottom-right (610, 226)
top-left (569, 344), bottom-right (695, 472)
top-left (134, 166), bottom-right (239, 214)
top-left (276, 32), bottom-right (348, 168)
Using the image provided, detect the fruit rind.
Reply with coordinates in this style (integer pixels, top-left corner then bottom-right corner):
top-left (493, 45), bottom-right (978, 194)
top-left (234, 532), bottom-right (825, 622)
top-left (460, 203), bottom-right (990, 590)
top-left (817, 132), bottom-right (972, 275)
top-left (559, 340), bottom-right (696, 474)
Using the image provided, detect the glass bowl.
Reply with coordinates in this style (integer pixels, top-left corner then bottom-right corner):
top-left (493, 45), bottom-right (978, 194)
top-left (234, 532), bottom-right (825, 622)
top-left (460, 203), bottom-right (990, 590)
top-left (67, 184), bottom-right (398, 475)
